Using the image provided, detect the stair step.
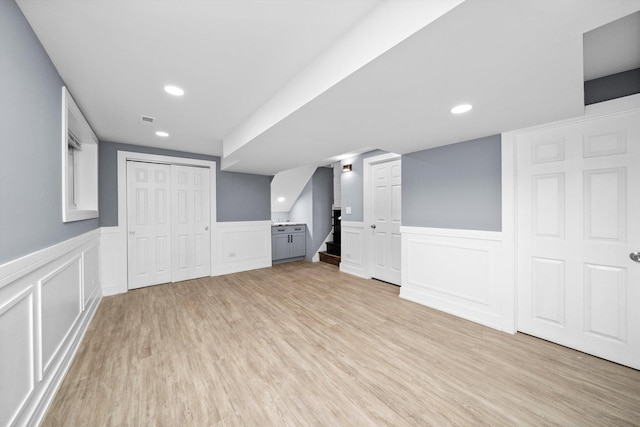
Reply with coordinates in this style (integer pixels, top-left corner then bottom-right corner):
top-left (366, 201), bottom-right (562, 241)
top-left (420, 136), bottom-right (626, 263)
top-left (319, 251), bottom-right (340, 266)
top-left (326, 241), bottom-right (341, 256)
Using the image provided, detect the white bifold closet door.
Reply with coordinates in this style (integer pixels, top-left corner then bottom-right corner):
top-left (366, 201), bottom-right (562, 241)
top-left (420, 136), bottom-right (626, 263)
top-left (170, 164), bottom-right (211, 282)
top-left (127, 161), bottom-right (210, 289)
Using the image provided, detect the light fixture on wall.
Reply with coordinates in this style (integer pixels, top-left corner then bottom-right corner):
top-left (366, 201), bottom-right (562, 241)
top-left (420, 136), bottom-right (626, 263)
top-left (342, 164), bottom-right (352, 172)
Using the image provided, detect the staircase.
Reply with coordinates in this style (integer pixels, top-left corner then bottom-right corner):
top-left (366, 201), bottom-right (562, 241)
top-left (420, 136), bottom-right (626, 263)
top-left (319, 209), bottom-right (341, 266)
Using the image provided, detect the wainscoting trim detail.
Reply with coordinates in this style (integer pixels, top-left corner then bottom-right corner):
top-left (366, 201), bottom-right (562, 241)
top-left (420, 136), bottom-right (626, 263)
top-left (0, 229), bottom-right (102, 427)
top-left (212, 221), bottom-right (272, 276)
top-left (100, 226), bottom-right (124, 296)
top-left (399, 226), bottom-right (505, 331)
top-left (0, 229), bottom-right (100, 289)
top-left (340, 221), bottom-right (369, 279)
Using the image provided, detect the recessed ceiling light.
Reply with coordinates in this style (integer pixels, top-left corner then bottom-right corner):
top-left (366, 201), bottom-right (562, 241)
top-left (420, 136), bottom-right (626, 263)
top-left (155, 131), bottom-right (169, 137)
top-left (450, 104), bottom-right (473, 114)
top-left (277, 196), bottom-right (285, 202)
top-left (164, 85), bottom-right (184, 96)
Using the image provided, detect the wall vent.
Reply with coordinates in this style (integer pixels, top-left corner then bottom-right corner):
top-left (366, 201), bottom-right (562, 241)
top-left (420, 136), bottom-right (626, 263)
top-left (139, 115), bottom-right (155, 125)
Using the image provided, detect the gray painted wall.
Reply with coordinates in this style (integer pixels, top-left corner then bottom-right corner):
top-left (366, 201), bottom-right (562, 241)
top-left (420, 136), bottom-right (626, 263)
top-left (585, 67), bottom-right (640, 105)
top-left (402, 135), bottom-right (502, 231)
top-left (339, 150), bottom-right (387, 222)
top-left (0, 0), bottom-right (99, 264)
top-left (217, 168), bottom-right (272, 222)
top-left (98, 141), bottom-right (271, 226)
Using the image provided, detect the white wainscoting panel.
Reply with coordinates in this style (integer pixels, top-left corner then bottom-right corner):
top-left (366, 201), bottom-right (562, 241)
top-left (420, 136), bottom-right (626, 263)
top-left (340, 221), bottom-right (369, 278)
top-left (39, 256), bottom-right (82, 379)
top-left (100, 226), bottom-right (125, 296)
top-left (400, 227), bottom-right (505, 331)
top-left (212, 221), bottom-right (272, 276)
top-left (0, 229), bottom-right (102, 427)
top-left (0, 286), bottom-right (34, 427)
top-left (83, 245), bottom-right (100, 306)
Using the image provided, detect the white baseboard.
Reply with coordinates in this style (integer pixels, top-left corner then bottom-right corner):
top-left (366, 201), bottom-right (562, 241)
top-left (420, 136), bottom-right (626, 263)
top-left (0, 229), bottom-right (102, 427)
top-left (339, 262), bottom-right (367, 278)
top-left (212, 259), bottom-right (273, 276)
top-left (401, 287), bottom-right (502, 330)
top-left (100, 284), bottom-right (123, 297)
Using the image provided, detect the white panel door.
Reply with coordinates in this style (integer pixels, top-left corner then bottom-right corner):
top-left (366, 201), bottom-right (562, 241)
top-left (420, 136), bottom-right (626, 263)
top-left (517, 107), bottom-right (640, 369)
top-left (171, 165), bottom-right (211, 282)
top-left (371, 159), bottom-right (402, 285)
top-left (127, 161), bottom-right (171, 289)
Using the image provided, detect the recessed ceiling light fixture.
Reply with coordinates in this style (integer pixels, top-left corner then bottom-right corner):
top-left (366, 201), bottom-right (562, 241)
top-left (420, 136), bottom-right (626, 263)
top-left (277, 196), bottom-right (285, 202)
top-left (155, 131), bottom-right (169, 137)
top-left (450, 103), bottom-right (473, 114)
top-left (164, 85), bottom-right (184, 96)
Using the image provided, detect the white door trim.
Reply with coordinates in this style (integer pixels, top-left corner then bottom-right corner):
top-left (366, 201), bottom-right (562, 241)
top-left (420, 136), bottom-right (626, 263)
top-left (502, 92), bottom-right (640, 337)
top-left (363, 152), bottom-right (401, 280)
top-left (116, 151), bottom-right (217, 294)
top-left (501, 132), bottom-right (517, 333)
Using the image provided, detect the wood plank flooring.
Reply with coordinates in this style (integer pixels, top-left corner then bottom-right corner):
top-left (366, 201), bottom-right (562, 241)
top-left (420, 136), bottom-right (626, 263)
top-left (42, 262), bottom-right (640, 426)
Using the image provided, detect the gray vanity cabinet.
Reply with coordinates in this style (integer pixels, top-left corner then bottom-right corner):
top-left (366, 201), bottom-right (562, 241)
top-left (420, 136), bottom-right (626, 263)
top-left (272, 225), bottom-right (306, 262)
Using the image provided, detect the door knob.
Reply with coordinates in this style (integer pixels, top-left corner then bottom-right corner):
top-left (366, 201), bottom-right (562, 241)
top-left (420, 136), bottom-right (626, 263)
top-left (129, 231), bottom-right (135, 235)
top-left (630, 252), bottom-right (640, 263)
top-left (205, 226), bottom-right (209, 231)
top-left (371, 224), bottom-right (376, 229)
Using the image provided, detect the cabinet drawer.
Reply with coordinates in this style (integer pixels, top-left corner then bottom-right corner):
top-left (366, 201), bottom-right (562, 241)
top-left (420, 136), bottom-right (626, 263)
top-left (272, 225), bottom-right (306, 235)
top-left (272, 226), bottom-right (289, 235)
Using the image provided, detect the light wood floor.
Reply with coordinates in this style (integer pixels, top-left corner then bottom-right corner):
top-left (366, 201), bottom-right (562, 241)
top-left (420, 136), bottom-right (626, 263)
top-left (43, 262), bottom-right (640, 426)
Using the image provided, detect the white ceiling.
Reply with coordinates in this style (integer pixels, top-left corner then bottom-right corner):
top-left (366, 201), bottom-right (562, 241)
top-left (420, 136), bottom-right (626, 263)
top-left (16, 0), bottom-right (383, 156)
top-left (17, 0), bottom-right (640, 176)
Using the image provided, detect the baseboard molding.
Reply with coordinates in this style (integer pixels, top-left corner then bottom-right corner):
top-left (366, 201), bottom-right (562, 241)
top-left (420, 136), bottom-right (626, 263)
top-left (339, 262), bottom-right (367, 279)
top-left (212, 259), bottom-right (272, 276)
top-left (400, 287), bottom-right (502, 330)
top-left (100, 284), bottom-right (123, 297)
top-left (0, 229), bottom-right (102, 427)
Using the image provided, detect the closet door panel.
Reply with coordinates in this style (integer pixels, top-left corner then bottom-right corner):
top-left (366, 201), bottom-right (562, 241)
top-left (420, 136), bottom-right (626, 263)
top-left (171, 165), bottom-right (211, 282)
top-left (127, 162), bottom-right (171, 289)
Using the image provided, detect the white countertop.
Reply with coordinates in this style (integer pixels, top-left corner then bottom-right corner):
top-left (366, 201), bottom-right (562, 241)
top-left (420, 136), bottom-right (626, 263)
top-left (272, 222), bottom-right (305, 226)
